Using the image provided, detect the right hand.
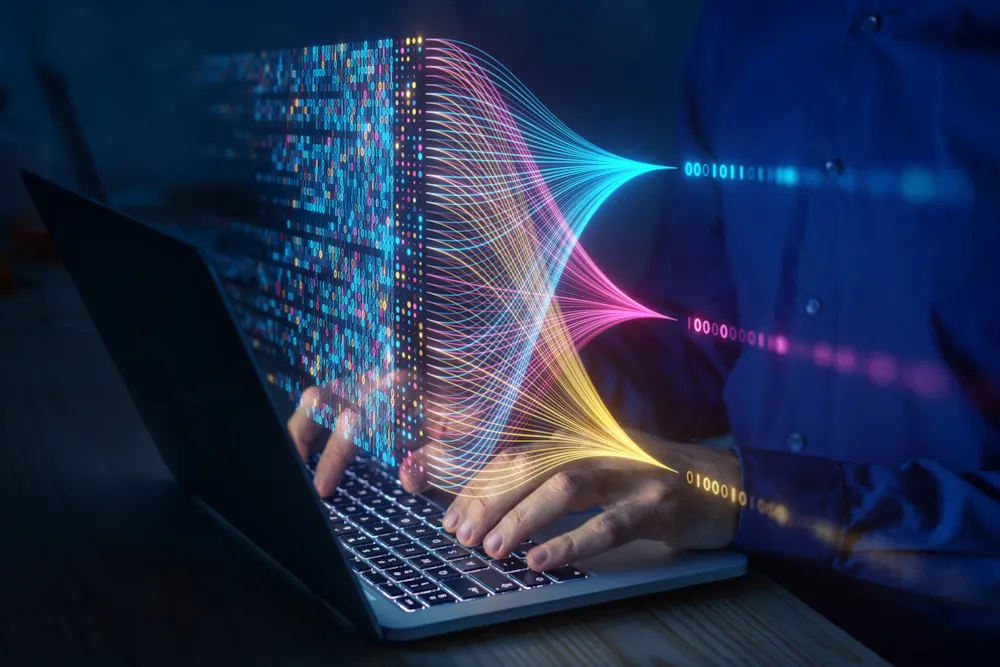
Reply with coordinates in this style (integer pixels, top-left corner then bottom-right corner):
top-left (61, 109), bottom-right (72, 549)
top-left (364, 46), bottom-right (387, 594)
top-left (286, 374), bottom-right (438, 497)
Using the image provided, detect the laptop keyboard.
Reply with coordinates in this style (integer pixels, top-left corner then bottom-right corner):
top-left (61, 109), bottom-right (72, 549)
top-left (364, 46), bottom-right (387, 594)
top-left (307, 454), bottom-right (589, 612)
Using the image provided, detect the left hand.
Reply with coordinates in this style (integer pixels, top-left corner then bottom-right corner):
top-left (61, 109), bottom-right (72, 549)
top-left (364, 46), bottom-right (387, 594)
top-left (440, 431), bottom-right (742, 571)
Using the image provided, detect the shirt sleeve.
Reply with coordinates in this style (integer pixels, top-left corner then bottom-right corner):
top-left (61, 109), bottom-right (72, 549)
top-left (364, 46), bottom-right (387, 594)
top-left (735, 303), bottom-right (1000, 611)
top-left (580, 11), bottom-right (740, 441)
top-left (733, 450), bottom-right (1000, 611)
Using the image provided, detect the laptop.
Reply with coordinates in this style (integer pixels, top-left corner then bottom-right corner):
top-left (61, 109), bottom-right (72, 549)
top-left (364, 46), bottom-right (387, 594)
top-left (22, 169), bottom-right (745, 641)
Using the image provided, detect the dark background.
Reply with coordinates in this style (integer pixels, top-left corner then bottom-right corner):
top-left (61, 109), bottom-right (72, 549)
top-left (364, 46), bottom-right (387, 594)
top-left (0, 0), bottom-right (703, 288)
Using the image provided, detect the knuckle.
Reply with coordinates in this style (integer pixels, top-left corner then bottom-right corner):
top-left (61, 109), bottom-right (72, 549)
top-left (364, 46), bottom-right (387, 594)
top-left (592, 513), bottom-right (626, 544)
top-left (559, 532), bottom-right (580, 561)
top-left (299, 386), bottom-right (324, 412)
top-left (548, 471), bottom-right (580, 498)
top-left (510, 451), bottom-right (534, 474)
top-left (505, 504), bottom-right (530, 531)
top-left (468, 495), bottom-right (493, 518)
top-left (642, 480), bottom-right (672, 504)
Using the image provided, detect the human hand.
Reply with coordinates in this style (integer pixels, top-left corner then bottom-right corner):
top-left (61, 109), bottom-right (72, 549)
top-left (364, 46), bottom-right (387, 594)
top-left (286, 373), bottom-right (436, 496)
top-left (440, 431), bottom-right (742, 571)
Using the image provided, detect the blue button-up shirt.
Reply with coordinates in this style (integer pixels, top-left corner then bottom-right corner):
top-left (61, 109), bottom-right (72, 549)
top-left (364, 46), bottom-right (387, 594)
top-left (584, 0), bottom-right (999, 656)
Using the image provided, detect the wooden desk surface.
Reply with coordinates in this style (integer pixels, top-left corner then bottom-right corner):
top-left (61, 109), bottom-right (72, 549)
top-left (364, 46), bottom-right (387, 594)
top-left (0, 266), bottom-right (890, 666)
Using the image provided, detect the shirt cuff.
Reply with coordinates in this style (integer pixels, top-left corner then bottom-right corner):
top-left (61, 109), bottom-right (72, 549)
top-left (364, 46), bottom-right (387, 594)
top-left (730, 448), bottom-right (846, 565)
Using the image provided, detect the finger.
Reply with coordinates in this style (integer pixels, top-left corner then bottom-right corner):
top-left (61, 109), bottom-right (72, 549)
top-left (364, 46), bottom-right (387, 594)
top-left (398, 442), bottom-right (441, 493)
top-left (527, 502), bottom-right (645, 571)
top-left (399, 409), bottom-right (460, 493)
top-left (482, 468), bottom-right (636, 559)
top-left (287, 384), bottom-right (335, 460)
top-left (313, 409), bottom-right (360, 497)
top-left (442, 450), bottom-right (550, 547)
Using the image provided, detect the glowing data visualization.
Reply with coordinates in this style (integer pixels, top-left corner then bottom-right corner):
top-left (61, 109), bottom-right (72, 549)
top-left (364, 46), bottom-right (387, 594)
top-left (195, 36), bottom-right (677, 491)
top-left (196, 38), bottom-right (427, 465)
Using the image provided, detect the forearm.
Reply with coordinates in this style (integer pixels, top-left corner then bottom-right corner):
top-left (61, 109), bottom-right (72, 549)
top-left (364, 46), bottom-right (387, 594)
top-left (730, 447), bottom-right (1000, 609)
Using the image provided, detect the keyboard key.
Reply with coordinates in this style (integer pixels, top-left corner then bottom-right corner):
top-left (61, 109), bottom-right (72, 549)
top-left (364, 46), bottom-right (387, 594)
top-left (494, 556), bottom-right (527, 573)
top-left (366, 497), bottom-right (390, 511)
top-left (455, 557), bottom-right (488, 573)
top-left (405, 525), bottom-right (436, 540)
top-left (363, 571), bottom-right (387, 586)
top-left (471, 546), bottom-right (490, 559)
top-left (370, 555), bottom-right (403, 570)
top-left (508, 569), bottom-right (551, 588)
top-left (386, 567), bottom-right (420, 583)
top-left (353, 513), bottom-right (379, 526)
top-left (378, 505), bottom-right (404, 519)
top-left (384, 487), bottom-right (407, 499)
top-left (512, 540), bottom-right (536, 558)
top-left (404, 578), bottom-right (439, 595)
top-left (471, 568), bottom-right (521, 594)
top-left (395, 543), bottom-right (427, 559)
top-left (427, 565), bottom-right (462, 581)
top-left (395, 595), bottom-right (423, 612)
top-left (412, 504), bottom-right (439, 518)
top-left (340, 534), bottom-right (372, 549)
top-left (422, 511), bottom-right (445, 525)
top-left (378, 582), bottom-right (406, 598)
top-left (437, 546), bottom-right (470, 561)
top-left (420, 534), bottom-right (454, 550)
top-left (420, 591), bottom-right (456, 606)
top-left (390, 515), bottom-right (421, 529)
top-left (365, 473), bottom-right (391, 488)
top-left (366, 522), bottom-right (393, 537)
top-left (355, 544), bottom-right (388, 559)
top-left (380, 532), bottom-right (408, 549)
top-left (409, 554), bottom-right (444, 570)
top-left (545, 566), bottom-right (587, 582)
top-left (441, 577), bottom-right (489, 600)
top-left (396, 495), bottom-right (422, 508)
top-left (352, 487), bottom-right (376, 501)
top-left (340, 480), bottom-right (364, 495)
top-left (349, 557), bottom-right (370, 573)
top-left (330, 522), bottom-right (355, 536)
top-left (335, 502), bottom-right (365, 516)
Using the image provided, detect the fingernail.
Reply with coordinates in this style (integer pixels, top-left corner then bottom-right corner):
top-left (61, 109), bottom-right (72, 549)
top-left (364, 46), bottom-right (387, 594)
top-left (457, 521), bottom-right (472, 544)
top-left (484, 532), bottom-right (502, 555)
top-left (528, 546), bottom-right (549, 570)
top-left (443, 509), bottom-right (459, 532)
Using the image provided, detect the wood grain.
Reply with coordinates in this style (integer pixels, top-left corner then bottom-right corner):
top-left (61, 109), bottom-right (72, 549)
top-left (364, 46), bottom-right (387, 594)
top-left (0, 266), bottom-right (890, 666)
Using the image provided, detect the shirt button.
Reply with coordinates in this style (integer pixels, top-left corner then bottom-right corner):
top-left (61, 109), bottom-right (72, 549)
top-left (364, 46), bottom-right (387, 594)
top-left (805, 297), bottom-right (823, 316)
top-left (858, 14), bottom-right (882, 35)
top-left (825, 158), bottom-right (844, 176)
top-left (787, 432), bottom-right (806, 453)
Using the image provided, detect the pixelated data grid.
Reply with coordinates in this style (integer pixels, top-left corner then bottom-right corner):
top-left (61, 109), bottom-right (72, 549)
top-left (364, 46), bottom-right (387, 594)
top-left (194, 37), bottom-right (426, 465)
